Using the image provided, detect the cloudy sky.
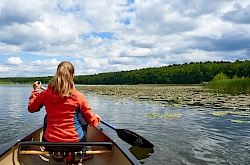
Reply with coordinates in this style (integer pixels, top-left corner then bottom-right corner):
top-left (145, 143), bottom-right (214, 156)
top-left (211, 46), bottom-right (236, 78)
top-left (0, 0), bottom-right (250, 77)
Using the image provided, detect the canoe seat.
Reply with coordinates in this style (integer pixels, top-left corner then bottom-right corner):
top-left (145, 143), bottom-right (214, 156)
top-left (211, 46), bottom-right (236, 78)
top-left (18, 141), bottom-right (114, 156)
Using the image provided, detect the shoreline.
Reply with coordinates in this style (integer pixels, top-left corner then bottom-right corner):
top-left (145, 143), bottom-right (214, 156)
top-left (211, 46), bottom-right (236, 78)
top-left (76, 85), bottom-right (250, 111)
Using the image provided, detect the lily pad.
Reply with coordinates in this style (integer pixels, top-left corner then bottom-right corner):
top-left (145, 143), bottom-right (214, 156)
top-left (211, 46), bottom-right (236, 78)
top-left (239, 113), bottom-right (250, 117)
top-left (162, 113), bottom-right (182, 118)
top-left (146, 113), bottom-right (161, 118)
top-left (231, 120), bottom-right (250, 124)
top-left (211, 111), bottom-right (246, 116)
top-left (210, 111), bottom-right (228, 116)
top-left (146, 113), bottom-right (182, 119)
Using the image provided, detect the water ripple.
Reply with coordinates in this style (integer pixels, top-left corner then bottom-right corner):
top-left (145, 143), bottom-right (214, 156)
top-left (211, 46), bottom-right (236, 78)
top-left (0, 86), bottom-right (249, 165)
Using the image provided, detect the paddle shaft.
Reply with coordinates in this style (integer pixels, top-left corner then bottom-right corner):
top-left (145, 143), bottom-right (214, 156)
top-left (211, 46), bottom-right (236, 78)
top-left (100, 120), bottom-right (116, 130)
top-left (41, 86), bottom-right (46, 90)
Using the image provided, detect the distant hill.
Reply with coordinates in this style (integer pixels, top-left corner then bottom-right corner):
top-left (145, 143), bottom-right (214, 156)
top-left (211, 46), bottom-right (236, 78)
top-left (0, 60), bottom-right (249, 85)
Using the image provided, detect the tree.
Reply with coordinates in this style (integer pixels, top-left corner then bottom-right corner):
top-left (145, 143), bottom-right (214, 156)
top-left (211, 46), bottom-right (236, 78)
top-left (212, 72), bottom-right (228, 81)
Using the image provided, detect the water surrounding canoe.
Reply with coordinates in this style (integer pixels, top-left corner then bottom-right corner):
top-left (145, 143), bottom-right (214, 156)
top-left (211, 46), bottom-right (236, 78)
top-left (0, 85), bottom-right (249, 165)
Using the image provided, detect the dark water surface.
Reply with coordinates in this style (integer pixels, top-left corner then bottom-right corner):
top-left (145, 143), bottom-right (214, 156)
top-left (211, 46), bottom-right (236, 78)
top-left (0, 85), bottom-right (249, 165)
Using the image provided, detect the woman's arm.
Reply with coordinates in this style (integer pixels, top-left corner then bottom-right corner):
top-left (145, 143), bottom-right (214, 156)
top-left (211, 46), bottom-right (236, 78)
top-left (28, 85), bottom-right (44, 113)
top-left (78, 92), bottom-right (100, 126)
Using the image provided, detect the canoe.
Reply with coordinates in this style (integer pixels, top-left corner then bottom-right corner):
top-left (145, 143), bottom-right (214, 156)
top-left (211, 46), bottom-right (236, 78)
top-left (0, 124), bottom-right (141, 165)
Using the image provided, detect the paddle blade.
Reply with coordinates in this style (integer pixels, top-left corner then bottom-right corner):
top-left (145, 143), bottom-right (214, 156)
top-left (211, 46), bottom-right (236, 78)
top-left (129, 146), bottom-right (154, 160)
top-left (116, 129), bottom-right (154, 148)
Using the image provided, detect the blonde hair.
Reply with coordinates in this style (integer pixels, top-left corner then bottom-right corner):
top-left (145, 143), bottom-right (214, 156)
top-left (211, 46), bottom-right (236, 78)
top-left (50, 61), bottom-right (74, 97)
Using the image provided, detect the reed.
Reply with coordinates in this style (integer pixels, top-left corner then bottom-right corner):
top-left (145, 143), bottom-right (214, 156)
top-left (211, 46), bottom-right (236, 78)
top-left (205, 78), bottom-right (250, 95)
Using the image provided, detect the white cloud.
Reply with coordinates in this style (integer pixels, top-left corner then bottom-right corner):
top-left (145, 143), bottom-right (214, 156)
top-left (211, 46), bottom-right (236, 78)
top-left (0, 66), bottom-right (10, 72)
top-left (6, 57), bottom-right (23, 65)
top-left (108, 57), bottom-right (140, 65)
top-left (0, 0), bottom-right (250, 77)
top-left (0, 43), bottom-right (21, 53)
top-left (223, 4), bottom-right (250, 24)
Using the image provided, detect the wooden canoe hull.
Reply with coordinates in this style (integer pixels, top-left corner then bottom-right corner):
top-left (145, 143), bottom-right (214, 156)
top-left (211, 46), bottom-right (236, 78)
top-left (0, 124), bottom-right (141, 165)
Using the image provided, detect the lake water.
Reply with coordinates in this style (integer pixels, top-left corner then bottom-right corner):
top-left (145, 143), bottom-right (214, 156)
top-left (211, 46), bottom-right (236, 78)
top-left (0, 85), bottom-right (249, 165)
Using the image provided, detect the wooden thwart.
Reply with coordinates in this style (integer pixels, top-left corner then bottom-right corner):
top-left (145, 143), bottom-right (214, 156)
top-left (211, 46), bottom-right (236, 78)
top-left (18, 141), bottom-right (114, 155)
top-left (19, 150), bottom-right (112, 155)
top-left (19, 141), bottom-right (114, 147)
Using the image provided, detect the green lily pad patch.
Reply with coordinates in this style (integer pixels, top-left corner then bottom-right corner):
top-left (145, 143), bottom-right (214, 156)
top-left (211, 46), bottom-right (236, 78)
top-left (210, 111), bottom-right (248, 116)
top-left (231, 120), bottom-right (250, 124)
top-left (147, 113), bottom-right (182, 119)
top-left (146, 113), bottom-right (161, 118)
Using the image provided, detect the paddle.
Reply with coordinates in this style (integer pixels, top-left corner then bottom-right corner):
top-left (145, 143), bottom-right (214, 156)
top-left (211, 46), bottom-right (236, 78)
top-left (39, 84), bottom-right (153, 148)
top-left (101, 120), bottom-right (154, 148)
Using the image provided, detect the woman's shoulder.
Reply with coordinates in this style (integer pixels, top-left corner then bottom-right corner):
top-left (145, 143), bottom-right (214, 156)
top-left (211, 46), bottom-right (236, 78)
top-left (73, 90), bottom-right (86, 99)
top-left (74, 90), bottom-right (83, 96)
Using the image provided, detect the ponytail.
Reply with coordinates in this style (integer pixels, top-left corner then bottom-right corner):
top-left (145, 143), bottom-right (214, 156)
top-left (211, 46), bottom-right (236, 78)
top-left (50, 61), bottom-right (74, 97)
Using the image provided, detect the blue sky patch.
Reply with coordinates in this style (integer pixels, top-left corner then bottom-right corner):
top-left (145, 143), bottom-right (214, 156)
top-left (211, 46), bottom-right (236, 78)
top-left (80, 32), bottom-right (114, 40)
top-left (123, 18), bottom-right (131, 25)
top-left (56, 3), bottom-right (81, 14)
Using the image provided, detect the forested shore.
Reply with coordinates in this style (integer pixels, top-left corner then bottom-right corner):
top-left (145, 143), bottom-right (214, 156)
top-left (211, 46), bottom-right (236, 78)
top-left (0, 60), bottom-right (249, 85)
top-left (0, 59), bottom-right (249, 109)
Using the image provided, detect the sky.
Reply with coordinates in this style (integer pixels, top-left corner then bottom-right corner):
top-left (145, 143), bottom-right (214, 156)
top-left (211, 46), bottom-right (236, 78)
top-left (0, 0), bottom-right (250, 77)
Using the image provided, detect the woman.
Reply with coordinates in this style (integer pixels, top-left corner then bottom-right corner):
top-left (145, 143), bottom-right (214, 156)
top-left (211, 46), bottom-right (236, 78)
top-left (28, 61), bottom-right (100, 143)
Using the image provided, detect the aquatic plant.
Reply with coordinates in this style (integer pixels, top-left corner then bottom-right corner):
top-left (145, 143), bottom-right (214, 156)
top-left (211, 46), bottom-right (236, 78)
top-left (146, 113), bottom-right (161, 118)
top-left (231, 120), bottom-right (250, 124)
top-left (205, 77), bottom-right (250, 95)
top-left (146, 113), bottom-right (182, 119)
top-left (162, 113), bottom-right (182, 118)
top-left (211, 111), bottom-right (247, 116)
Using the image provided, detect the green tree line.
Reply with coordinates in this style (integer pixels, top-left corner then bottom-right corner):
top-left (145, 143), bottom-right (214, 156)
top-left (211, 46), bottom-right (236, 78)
top-left (0, 60), bottom-right (249, 85)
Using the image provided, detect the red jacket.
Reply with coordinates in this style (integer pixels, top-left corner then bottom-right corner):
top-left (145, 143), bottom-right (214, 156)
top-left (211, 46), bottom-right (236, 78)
top-left (28, 85), bottom-right (100, 142)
